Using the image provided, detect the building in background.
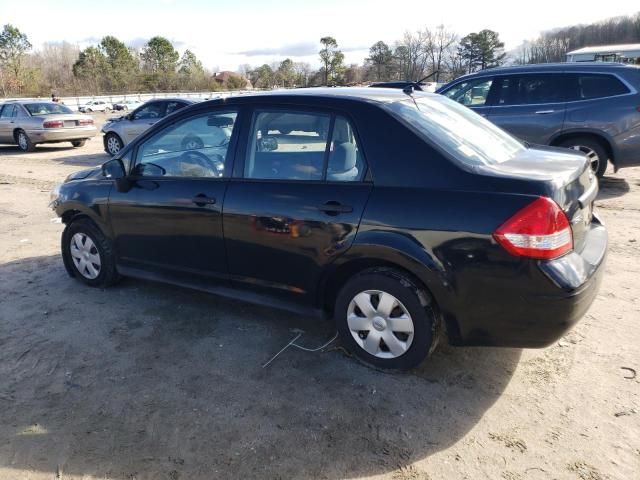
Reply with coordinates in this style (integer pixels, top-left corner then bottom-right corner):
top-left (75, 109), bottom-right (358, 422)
top-left (566, 44), bottom-right (640, 63)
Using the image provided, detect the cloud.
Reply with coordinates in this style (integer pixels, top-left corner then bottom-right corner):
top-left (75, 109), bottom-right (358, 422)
top-left (237, 41), bottom-right (318, 57)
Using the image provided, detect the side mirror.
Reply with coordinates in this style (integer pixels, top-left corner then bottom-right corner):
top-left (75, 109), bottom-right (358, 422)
top-left (102, 158), bottom-right (125, 178)
top-left (258, 136), bottom-right (278, 152)
top-left (102, 159), bottom-right (131, 192)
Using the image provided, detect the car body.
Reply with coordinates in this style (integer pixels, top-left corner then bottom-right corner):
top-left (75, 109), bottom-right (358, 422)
top-left (0, 100), bottom-right (97, 152)
top-left (78, 100), bottom-right (113, 113)
top-left (51, 88), bottom-right (606, 370)
top-left (437, 62), bottom-right (640, 177)
top-left (113, 99), bottom-right (143, 111)
top-left (101, 98), bottom-right (195, 155)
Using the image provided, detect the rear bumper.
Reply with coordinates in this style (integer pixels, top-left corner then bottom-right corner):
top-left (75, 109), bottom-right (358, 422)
top-left (28, 126), bottom-right (97, 143)
top-left (452, 217), bottom-right (607, 348)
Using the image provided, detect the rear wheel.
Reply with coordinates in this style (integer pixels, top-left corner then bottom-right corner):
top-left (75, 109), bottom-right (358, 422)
top-left (105, 132), bottom-right (124, 156)
top-left (15, 130), bottom-right (36, 152)
top-left (558, 137), bottom-right (608, 178)
top-left (334, 268), bottom-right (438, 370)
top-left (62, 218), bottom-right (120, 287)
top-left (71, 139), bottom-right (87, 148)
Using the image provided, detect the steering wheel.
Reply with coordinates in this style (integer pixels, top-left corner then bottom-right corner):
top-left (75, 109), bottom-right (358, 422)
top-left (179, 150), bottom-right (224, 177)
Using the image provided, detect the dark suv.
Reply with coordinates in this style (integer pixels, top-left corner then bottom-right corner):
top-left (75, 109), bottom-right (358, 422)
top-left (50, 88), bottom-right (606, 370)
top-left (437, 62), bottom-right (640, 177)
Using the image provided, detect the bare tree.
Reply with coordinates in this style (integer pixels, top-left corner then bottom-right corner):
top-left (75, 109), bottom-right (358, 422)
top-left (424, 25), bottom-right (457, 82)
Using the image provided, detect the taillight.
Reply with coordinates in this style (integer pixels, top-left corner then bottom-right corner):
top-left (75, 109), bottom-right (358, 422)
top-left (493, 197), bottom-right (573, 260)
top-left (43, 120), bottom-right (64, 128)
top-left (79, 119), bottom-right (94, 126)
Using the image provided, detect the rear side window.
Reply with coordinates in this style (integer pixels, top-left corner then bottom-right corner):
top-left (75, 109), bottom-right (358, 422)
top-left (244, 111), bottom-right (365, 182)
top-left (0, 104), bottom-right (16, 118)
top-left (166, 101), bottom-right (187, 115)
top-left (495, 74), bottom-right (566, 105)
top-left (566, 74), bottom-right (630, 101)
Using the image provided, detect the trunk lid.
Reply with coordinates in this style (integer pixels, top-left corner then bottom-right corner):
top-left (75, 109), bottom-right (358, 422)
top-left (476, 145), bottom-right (597, 253)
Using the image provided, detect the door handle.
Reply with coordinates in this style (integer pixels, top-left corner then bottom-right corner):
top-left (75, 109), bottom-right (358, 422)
top-left (192, 194), bottom-right (216, 206)
top-left (317, 202), bottom-right (353, 214)
top-left (535, 110), bottom-right (555, 114)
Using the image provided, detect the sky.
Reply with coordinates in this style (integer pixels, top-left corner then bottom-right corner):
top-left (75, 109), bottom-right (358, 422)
top-left (2, 0), bottom-right (638, 71)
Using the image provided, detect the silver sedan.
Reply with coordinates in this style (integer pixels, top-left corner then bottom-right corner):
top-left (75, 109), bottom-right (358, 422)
top-left (0, 101), bottom-right (97, 152)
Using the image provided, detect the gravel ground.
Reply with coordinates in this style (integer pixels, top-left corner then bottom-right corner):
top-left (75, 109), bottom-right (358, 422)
top-left (0, 114), bottom-right (638, 479)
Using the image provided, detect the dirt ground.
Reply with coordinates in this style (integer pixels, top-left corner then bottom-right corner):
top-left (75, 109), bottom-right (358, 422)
top-left (0, 113), bottom-right (638, 480)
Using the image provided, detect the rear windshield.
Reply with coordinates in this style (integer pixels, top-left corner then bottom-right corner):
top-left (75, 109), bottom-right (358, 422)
top-left (385, 95), bottom-right (525, 166)
top-left (24, 103), bottom-right (73, 116)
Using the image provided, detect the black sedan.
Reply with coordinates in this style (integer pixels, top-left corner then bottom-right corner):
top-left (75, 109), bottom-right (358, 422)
top-left (50, 88), bottom-right (606, 370)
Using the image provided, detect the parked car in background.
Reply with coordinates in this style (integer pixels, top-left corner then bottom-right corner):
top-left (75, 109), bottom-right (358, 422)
top-left (437, 62), bottom-right (640, 177)
top-left (0, 100), bottom-right (96, 152)
top-left (78, 100), bottom-right (113, 113)
top-left (101, 98), bottom-right (195, 155)
top-left (113, 99), bottom-right (143, 111)
top-left (51, 88), bottom-right (606, 370)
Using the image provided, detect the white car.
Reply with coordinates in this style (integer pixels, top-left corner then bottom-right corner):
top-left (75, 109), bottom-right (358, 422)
top-left (78, 100), bottom-right (113, 113)
top-left (113, 99), bottom-right (143, 111)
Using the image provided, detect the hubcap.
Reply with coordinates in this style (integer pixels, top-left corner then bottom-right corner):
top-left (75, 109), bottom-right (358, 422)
top-left (18, 133), bottom-right (27, 150)
top-left (347, 290), bottom-right (414, 359)
top-left (70, 233), bottom-right (101, 279)
top-left (571, 145), bottom-right (600, 173)
top-left (107, 136), bottom-right (121, 154)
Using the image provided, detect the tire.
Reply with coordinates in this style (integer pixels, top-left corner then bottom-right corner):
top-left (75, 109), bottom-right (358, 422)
top-left (86, 108), bottom-right (93, 113)
top-left (105, 132), bottom-right (124, 156)
top-left (61, 218), bottom-right (120, 288)
top-left (181, 135), bottom-right (204, 150)
top-left (105, 107), bottom-right (111, 113)
top-left (558, 137), bottom-right (608, 178)
top-left (71, 140), bottom-right (87, 148)
top-left (15, 129), bottom-right (36, 152)
top-left (334, 268), bottom-right (438, 370)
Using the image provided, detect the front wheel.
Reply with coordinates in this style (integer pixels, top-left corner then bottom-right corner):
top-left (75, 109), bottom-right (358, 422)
top-left (558, 137), bottom-right (608, 178)
top-left (62, 218), bottom-right (120, 287)
top-left (334, 268), bottom-right (438, 370)
top-left (71, 139), bottom-right (87, 148)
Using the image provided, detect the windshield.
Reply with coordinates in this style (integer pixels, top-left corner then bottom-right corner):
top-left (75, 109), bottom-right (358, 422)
top-left (385, 95), bottom-right (525, 166)
top-left (25, 103), bottom-right (74, 116)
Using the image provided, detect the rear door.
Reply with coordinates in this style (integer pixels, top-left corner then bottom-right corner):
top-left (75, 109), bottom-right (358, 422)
top-left (223, 107), bottom-right (372, 305)
top-left (487, 73), bottom-right (568, 144)
top-left (123, 101), bottom-right (167, 142)
top-left (0, 104), bottom-right (16, 143)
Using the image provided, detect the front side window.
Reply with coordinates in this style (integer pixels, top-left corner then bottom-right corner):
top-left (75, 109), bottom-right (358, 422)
top-left (442, 78), bottom-right (494, 106)
top-left (133, 110), bottom-right (237, 178)
top-left (166, 101), bottom-right (187, 115)
top-left (496, 74), bottom-right (566, 105)
top-left (133, 102), bottom-right (165, 120)
top-left (386, 95), bottom-right (525, 166)
top-left (244, 111), bottom-right (365, 182)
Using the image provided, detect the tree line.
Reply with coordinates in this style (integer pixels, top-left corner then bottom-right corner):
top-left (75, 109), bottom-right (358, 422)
top-left (515, 11), bottom-right (640, 64)
top-left (2, 12), bottom-right (638, 98)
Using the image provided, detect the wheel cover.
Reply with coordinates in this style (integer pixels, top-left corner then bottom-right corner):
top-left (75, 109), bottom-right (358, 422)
top-left (347, 290), bottom-right (414, 359)
top-left (107, 136), bottom-right (121, 154)
top-left (70, 233), bottom-right (101, 279)
top-left (18, 133), bottom-right (28, 150)
top-left (572, 145), bottom-right (600, 173)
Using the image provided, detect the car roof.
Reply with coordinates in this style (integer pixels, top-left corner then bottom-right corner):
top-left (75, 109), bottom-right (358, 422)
top-left (204, 87), bottom-right (428, 107)
top-left (1, 99), bottom-right (58, 105)
top-left (448, 62), bottom-right (640, 82)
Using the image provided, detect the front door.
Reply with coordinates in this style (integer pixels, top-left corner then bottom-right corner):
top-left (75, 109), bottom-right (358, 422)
top-left (487, 73), bottom-right (568, 144)
top-left (123, 101), bottom-right (167, 143)
top-left (223, 108), bottom-right (372, 305)
top-left (108, 108), bottom-right (240, 284)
